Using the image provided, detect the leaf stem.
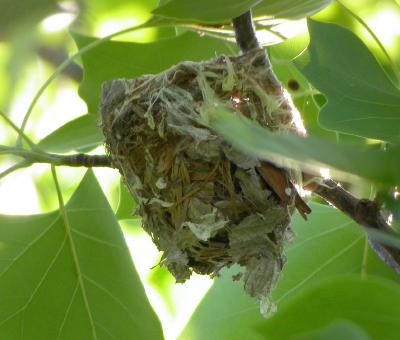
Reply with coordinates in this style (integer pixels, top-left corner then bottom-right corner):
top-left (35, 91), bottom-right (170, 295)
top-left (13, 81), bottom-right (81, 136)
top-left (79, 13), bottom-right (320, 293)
top-left (0, 160), bottom-right (32, 180)
top-left (0, 111), bottom-right (36, 148)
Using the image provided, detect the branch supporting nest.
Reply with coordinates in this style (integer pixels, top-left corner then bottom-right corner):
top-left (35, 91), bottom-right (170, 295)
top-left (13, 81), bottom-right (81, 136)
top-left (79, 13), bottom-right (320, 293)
top-left (232, 10), bottom-right (400, 273)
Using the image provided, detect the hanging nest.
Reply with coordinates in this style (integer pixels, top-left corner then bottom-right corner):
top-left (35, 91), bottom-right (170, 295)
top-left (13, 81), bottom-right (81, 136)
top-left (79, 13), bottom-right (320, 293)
top-left (100, 48), bottom-right (307, 316)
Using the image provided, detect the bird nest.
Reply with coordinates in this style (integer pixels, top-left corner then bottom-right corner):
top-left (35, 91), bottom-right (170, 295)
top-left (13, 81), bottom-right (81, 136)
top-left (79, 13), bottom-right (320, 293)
top-left (100, 48), bottom-right (305, 316)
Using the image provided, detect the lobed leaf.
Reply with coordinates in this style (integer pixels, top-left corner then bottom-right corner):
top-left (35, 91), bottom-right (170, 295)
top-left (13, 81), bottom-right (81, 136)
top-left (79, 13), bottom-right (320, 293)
top-left (296, 20), bottom-right (400, 144)
top-left (0, 170), bottom-right (163, 339)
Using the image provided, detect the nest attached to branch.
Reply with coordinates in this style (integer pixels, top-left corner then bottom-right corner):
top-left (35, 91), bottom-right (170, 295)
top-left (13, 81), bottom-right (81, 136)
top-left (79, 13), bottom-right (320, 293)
top-left (100, 49), bottom-right (305, 316)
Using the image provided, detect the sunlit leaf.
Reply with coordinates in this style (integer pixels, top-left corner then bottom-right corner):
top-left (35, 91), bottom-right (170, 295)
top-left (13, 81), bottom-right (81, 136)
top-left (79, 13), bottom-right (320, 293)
top-left (208, 107), bottom-right (400, 186)
top-left (253, 0), bottom-right (332, 20)
top-left (179, 203), bottom-right (400, 340)
top-left (296, 20), bottom-right (400, 144)
top-left (152, 0), bottom-right (261, 24)
top-left (0, 170), bottom-right (163, 339)
top-left (37, 114), bottom-right (103, 153)
top-left (151, 0), bottom-right (331, 24)
top-left (73, 31), bottom-right (236, 113)
top-left (256, 276), bottom-right (400, 339)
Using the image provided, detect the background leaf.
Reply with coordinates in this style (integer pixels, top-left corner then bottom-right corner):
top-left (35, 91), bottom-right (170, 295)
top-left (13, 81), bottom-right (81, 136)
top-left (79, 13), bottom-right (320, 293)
top-left (208, 107), bottom-right (400, 186)
top-left (0, 170), bottom-right (163, 340)
top-left (253, 0), bottom-right (332, 20)
top-left (115, 180), bottom-right (137, 220)
top-left (152, 0), bottom-right (261, 24)
top-left (73, 31), bottom-right (236, 113)
top-left (256, 276), bottom-right (400, 340)
top-left (179, 203), bottom-right (399, 340)
top-left (294, 320), bottom-right (371, 340)
top-left (152, 0), bottom-right (332, 24)
top-left (37, 114), bottom-right (103, 153)
top-left (296, 20), bottom-right (400, 144)
top-left (0, 0), bottom-right (57, 39)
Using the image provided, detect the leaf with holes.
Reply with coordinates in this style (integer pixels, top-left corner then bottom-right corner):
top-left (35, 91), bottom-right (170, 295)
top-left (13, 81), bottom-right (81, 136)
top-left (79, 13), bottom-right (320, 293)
top-left (296, 20), bottom-right (400, 143)
top-left (0, 170), bottom-right (163, 340)
top-left (179, 203), bottom-right (400, 340)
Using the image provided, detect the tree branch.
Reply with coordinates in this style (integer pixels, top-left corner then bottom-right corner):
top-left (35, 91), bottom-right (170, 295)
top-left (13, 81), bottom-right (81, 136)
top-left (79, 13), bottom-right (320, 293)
top-left (308, 179), bottom-right (400, 273)
top-left (232, 10), bottom-right (400, 273)
top-left (232, 11), bottom-right (280, 88)
top-left (0, 146), bottom-right (113, 170)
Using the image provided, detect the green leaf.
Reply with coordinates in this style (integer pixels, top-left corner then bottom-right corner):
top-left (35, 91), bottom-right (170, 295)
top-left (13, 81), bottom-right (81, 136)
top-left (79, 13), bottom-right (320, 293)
top-left (0, 0), bottom-right (57, 39)
top-left (253, 0), bottom-right (332, 20)
top-left (116, 180), bottom-right (137, 220)
top-left (151, 0), bottom-right (331, 24)
top-left (295, 320), bottom-right (371, 340)
top-left (0, 170), bottom-right (163, 339)
top-left (72, 31), bottom-right (236, 113)
top-left (269, 37), bottom-right (335, 140)
top-left (152, 0), bottom-right (261, 24)
top-left (37, 114), bottom-right (103, 153)
top-left (257, 276), bottom-right (400, 340)
top-left (208, 107), bottom-right (400, 186)
top-left (296, 20), bottom-right (400, 144)
top-left (179, 203), bottom-right (400, 340)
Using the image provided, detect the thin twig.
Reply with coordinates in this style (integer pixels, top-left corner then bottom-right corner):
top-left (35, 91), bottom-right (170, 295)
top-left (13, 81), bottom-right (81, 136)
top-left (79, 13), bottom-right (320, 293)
top-left (0, 146), bottom-right (113, 169)
top-left (0, 111), bottom-right (36, 148)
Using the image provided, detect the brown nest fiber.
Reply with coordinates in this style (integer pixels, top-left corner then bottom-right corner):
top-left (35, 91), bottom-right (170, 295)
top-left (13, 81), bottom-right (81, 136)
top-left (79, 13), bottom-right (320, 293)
top-left (100, 49), bottom-right (305, 315)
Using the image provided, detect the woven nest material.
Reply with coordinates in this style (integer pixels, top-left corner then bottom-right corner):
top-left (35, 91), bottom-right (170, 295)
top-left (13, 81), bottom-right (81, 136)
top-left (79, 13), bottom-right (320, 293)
top-left (100, 49), bottom-right (304, 316)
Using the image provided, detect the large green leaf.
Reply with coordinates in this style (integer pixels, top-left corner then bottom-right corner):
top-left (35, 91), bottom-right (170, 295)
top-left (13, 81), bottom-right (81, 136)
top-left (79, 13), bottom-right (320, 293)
top-left (208, 107), bottom-right (400, 186)
top-left (152, 0), bottom-right (261, 24)
top-left (253, 0), bottom-right (332, 20)
top-left (151, 0), bottom-right (331, 24)
top-left (179, 203), bottom-right (399, 340)
top-left (257, 276), bottom-right (400, 339)
top-left (294, 320), bottom-right (370, 340)
top-left (0, 170), bottom-right (163, 339)
top-left (73, 31), bottom-right (235, 113)
top-left (296, 20), bottom-right (400, 144)
top-left (37, 114), bottom-right (103, 153)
